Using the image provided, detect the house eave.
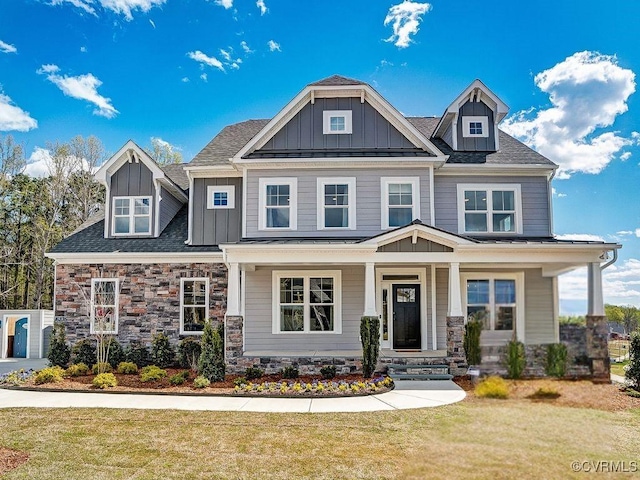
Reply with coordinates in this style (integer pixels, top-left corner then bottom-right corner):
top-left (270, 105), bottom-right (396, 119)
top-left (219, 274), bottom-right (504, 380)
top-left (45, 251), bottom-right (224, 264)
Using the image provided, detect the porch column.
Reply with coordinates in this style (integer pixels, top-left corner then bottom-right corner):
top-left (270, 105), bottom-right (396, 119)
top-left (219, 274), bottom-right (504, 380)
top-left (448, 262), bottom-right (463, 317)
top-left (586, 262), bottom-right (609, 382)
top-left (226, 262), bottom-right (241, 317)
top-left (363, 262), bottom-right (377, 317)
top-left (587, 262), bottom-right (604, 316)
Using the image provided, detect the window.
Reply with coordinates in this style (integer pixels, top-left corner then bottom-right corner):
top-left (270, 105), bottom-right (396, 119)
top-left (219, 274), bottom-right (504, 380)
top-left (207, 185), bottom-right (235, 209)
top-left (259, 178), bottom-right (297, 230)
top-left (462, 116), bottom-right (489, 138)
top-left (381, 177), bottom-right (420, 229)
top-left (91, 278), bottom-right (118, 334)
top-left (272, 271), bottom-right (342, 334)
top-left (317, 178), bottom-right (356, 230)
top-left (457, 184), bottom-right (522, 234)
top-left (180, 278), bottom-right (209, 334)
top-left (112, 196), bottom-right (152, 235)
top-left (322, 110), bottom-right (353, 134)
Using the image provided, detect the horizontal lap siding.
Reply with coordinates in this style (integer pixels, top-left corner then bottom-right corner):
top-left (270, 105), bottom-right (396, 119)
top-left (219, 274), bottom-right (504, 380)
top-left (244, 265), bottom-right (364, 351)
top-left (435, 268), bottom-right (448, 348)
top-left (524, 269), bottom-right (555, 344)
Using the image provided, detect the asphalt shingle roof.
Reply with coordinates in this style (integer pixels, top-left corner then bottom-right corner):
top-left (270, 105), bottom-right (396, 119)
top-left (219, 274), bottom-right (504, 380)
top-left (308, 75), bottom-right (366, 86)
top-left (161, 163), bottom-right (189, 190)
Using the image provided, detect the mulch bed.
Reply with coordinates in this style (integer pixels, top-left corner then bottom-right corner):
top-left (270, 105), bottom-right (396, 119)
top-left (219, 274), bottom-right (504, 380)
top-left (0, 447), bottom-right (29, 476)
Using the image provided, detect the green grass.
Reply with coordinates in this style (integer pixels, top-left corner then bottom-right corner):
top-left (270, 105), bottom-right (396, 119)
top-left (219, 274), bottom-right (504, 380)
top-left (611, 360), bottom-right (630, 377)
top-left (1, 402), bottom-right (639, 479)
top-left (609, 340), bottom-right (631, 359)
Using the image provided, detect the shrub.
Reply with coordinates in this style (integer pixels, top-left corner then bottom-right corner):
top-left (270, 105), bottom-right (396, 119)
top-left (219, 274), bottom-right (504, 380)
top-left (47, 322), bottom-right (71, 368)
top-left (545, 343), bottom-right (568, 378)
top-left (34, 366), bottom-right (66, 385)
top-left (281, 366), bottom-right (299, 379)
top-left (169, 370), bottom-right (190, 385)
top-left (529, 385), bottom-right (561, 399)
top-left (198, 320), bottom-right (225, 382)
top-left (244, 366), bottom-right (264, 380)
top-left (106, 339), bottom-right (126, 369)
top-left (193, 376), bottom-right (210, 389)
top-left (360, 316), bottom-right (380, 378)
top-left (0, 369), bottom-right (34, 385)
top-left (125, 342), bottom-right (151, 368)
top-left (151, 333), bottom-right (176, 368)
top-left (475, 376), bottom-right (509, 399)
top-left (93, 373), bottom-right (117, 389)
top-left (116, 362), bottom-right (139, 374)
top-left (504, 339), bottom-right (526, 379)
top-left (320, 365), bottom-right (337, 379)
top-left (72, 339), bottom-right (96, 367)
top-left (66, 363), bottom-right (89, 377)
top-left (463, 320), bottom-right (482, 366)
top-left (140, 365), bottom-right (167, 382)
top-left (178, 337), bottom-right (201, 370)
top-left (626, 332), bottom-right (640, 390)
top-left (234, 376), bottom-right (248, 387)
top-left (92, 362), bottom-right (113, 375)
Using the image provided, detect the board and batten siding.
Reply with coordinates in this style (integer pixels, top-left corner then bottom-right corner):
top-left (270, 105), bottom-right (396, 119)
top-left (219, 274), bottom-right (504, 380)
top-left (433, 175), bottom-right (551, 236)
top-left (191, 178), bottom-right (242, 245)
top-left (159, 187), bottom-right (183, 234)
top-left (108, 161), bottom-right (156, 238)
top-left (457, 100), bottom-right (496, 151)
top-left (245, 168), bottom-right (432, 238)
top-left (244, 265), bottom-right (365, 351)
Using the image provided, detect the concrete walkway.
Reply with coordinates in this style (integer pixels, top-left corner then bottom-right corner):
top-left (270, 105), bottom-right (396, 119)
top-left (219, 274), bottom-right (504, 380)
top-left (0, 380), bottom-right (465, 413)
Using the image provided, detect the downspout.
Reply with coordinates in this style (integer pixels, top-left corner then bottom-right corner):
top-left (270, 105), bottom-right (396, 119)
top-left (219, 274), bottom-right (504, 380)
top-left (601, 248), bottom-right (618, 271)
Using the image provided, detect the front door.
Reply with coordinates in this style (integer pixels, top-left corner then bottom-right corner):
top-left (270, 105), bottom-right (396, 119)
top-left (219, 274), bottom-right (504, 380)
top-left (393, 284), bottom-right (421, 349)
top-left (13, 317), bottom-right (28, 358)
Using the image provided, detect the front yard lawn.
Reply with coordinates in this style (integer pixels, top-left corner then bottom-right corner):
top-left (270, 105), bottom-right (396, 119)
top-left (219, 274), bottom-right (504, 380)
top-left (612, 360), bottom-right (630, 377)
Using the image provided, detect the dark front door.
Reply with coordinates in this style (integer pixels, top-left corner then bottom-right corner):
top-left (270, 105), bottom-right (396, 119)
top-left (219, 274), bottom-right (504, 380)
top-left (393, 284), bottom-right (421, 349)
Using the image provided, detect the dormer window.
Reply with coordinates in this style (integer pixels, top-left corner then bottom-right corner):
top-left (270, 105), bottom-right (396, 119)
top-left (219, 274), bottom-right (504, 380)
top-left (207, 185), bottom-right (235, 209)
top-left (112, 196), bottom-right (152, 235)
top-left (323, 110), bottom-right (352, 134)
top-left (462, 116), bottom-right (489, 138)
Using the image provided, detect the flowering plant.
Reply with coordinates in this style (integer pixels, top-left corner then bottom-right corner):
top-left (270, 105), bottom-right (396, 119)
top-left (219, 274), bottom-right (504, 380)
top-left (233, 375), bottom-right (393, 396)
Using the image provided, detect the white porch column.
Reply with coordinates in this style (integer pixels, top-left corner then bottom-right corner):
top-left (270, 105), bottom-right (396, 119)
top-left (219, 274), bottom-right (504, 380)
top-left (587, 262), bottom-right (604, 316)
top-left (448, 262), bottom-right (463, 317)
top-left (226, 262), bottom-right (241, 317)
top-left (363, 262), bottom-right (377, 317)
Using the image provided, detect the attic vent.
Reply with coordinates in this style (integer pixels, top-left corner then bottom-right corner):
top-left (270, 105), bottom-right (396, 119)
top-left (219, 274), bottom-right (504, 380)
top-left (126, 149), bottom-right (140, 163)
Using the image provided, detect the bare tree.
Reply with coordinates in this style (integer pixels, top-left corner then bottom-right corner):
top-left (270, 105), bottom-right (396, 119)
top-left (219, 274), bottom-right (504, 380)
top-left (145, 137), bottom-right (183, 165)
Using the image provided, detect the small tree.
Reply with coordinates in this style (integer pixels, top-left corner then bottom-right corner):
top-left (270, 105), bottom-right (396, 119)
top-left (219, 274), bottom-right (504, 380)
top-left (545, 343), bottom-right (567, 378)
top-left (178, 337), bottom-right (201, 370)
top-left (504, 339), bottom-right (526, 379)
top-left (151, 333), bottom-right (175, 368)
top-left (360, 316), bottom-right (380, 378)
top-left (72, 339), bottom-right (96, 367)
top-left (47, 322), bottom-right (71, 367)
top-left (463, 319), bottom-right (483, 366)
top-left (626, 332), bottom-right (640, 390)
top-left (198, 320), bottom-right (225, 382)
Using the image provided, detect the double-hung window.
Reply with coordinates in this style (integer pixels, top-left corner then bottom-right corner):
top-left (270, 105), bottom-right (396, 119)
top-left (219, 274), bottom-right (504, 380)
top-left (457, 184), bottom-right (522, 234)
top-left (91, 278), bottom-right (118, 334)
top-left (112, 196), bottom-right (152, 235)
top-left (180, 278), bottom-right (209, 334)
top-left (317, 178), bottom-right (356, 229)
top-left (259, 178), bottom-right (297, 230)
top-left (273, 271), bottom-right (341, 334)
top-left (381, 177), bottom-right (420, 229)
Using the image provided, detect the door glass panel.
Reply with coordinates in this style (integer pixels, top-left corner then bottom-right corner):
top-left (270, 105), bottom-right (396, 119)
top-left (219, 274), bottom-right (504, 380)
top-left (382, 289), bottom-right (388, 341)
top-left (396, 287), bottom-right (415, 303)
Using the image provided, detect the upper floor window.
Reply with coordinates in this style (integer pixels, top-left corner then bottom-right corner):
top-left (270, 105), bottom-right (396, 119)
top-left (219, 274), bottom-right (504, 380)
top-left (180, 278), bottom-right (209, 334)
top-left (317, 178), bottom-right (356, 230)
top-left (381, 177), bottom-right (420, 229)
top-left (457, 184), bottom-right (522, 234)
top-left (259, 178), bottom-right (297, 230)
top-left (462, 116), bottom-right (489, 138)
top-left (207, 185), bottom-right (235, 209)
top-left (323, 110), bottom-right (353, 134)
top-left (91, 278), bottom-right (118, 334)
top-left (112, 196), bottom-right (152, 235)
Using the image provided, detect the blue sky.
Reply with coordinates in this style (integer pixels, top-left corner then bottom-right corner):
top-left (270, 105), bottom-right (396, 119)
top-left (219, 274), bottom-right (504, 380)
top-left (1, 0), bottom-right (639, 314)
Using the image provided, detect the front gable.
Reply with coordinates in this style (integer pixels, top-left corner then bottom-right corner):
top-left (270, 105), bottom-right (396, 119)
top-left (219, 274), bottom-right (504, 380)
top-left (364, 222), bottom-right (476, 252)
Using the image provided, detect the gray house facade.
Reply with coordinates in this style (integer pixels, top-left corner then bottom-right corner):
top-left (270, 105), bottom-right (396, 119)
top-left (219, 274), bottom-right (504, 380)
top-left (48, 76), bottom-right (618, 379)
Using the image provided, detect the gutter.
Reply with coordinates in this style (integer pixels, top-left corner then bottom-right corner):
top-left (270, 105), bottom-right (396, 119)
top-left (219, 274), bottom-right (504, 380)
top-left (601, 248), bottom-right (618, 271)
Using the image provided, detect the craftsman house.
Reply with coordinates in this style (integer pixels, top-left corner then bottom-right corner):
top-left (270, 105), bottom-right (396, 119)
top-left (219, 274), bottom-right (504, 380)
top-left (47, 75), bottom-right (619, 378)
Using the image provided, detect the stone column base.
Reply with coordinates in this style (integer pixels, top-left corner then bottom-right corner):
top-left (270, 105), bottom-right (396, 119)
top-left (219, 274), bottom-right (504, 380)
top-left (586, 315), bottom-right (610, 383)
top-left (446, 316), bottom-right (467, 376)
top-left (225, 315), bottom-right (244, 374)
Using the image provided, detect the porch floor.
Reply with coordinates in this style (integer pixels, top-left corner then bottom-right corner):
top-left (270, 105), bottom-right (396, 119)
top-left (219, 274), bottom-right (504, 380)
top-left (242, 349), bottom-right (447, 358)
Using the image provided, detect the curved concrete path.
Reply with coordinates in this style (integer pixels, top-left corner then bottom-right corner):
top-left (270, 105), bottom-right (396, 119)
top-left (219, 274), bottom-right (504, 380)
top-left (0, 380), bottom-right (465, 413)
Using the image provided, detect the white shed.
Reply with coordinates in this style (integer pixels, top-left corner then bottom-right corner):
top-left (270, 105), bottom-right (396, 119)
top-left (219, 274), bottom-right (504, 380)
top-left (0, 310), bottom-right (54, 359)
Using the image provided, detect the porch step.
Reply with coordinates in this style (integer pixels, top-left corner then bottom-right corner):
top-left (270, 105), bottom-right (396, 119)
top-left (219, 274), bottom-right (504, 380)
top-left (386, 364), bottom-right (453, 381)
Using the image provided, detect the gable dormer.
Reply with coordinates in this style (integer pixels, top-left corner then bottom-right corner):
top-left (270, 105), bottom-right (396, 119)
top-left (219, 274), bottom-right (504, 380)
top-left (432, 79), bottom-right (509, 152)
top-left (95, 141), bottom-right (188, 239)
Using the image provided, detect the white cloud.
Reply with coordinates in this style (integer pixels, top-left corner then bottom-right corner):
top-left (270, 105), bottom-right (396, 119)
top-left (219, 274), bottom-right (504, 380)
top-left (616, 230), bottom-right (633, 236)
top-left (551, 188), bottom-right (567, 198)
top-left (100, 0), bottom-right (166, 20)
top-left (200, 73), bottom-right (208, 82)
top-left (620, 151), bottom-right (632, 160)
top-left (501, 51), bottom-right (637, 178)
top-left (560, 259), bottom-right (640, 306)
top-left (556, 233), bottom-right (605, 242)
top-left (24, 147), bottom-right (53, 178)
top-left (636, 229), bottom-right (640, 238)
top-left (149, 19), bottom-right (156, 28)
top-left (267, 40), bottom-right (281, 52)
top-left (383, 1), bottom-right (432, 49)
top-left (187, 50), bottom-right (225, 72)
top-left (37, 64), bottom-right (119, 118)
top-left (240, 41), bottom-right (253, 54)
top-left (214, 0), bottom-right (233, 8)
top-left (0, 40), bottom-right (17, 54)
top-left (50, 0), bottom-right (97, 17)
top-left (181, 77), bottom-right (189, 83)
top-left (0, 93), bottom-right (38, 132)
top-left (80, 46), bottom-right (87, 53)
top-left (256, 0), bottom-right (267, 15)
top-left (219, 48), bottom-right (232, 62)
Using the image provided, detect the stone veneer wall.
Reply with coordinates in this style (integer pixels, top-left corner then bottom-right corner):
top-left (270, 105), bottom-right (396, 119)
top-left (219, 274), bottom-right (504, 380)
top-left (55, 263), bottom-right (227, 347)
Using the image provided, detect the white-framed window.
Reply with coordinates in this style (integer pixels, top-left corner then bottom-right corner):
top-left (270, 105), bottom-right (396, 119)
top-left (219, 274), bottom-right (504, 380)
top-left (462, 116), bottom-right (489, 138)
top-left (317, 177), bottom-right (356, 230)
top-left (381, 177), bottom-right (420, 229)
top-left (112, 196), bottom-right (152, 235)
top-left (207, 185), bottom-right (235, 209)
top-left (457, 184), bottom-right (522, 234)
top-left (272, 270), bottom-right (342, 334)
top-left (322, 110), bottom-right (353, 134)
top-left (180, 278), bottom-right (209, 334)
top-left (461, 272), bottom-right (525, 338)
top-left (259, 178), bottom-right (297, 230)
top-left (90, 278), bottom-right (118, 334)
